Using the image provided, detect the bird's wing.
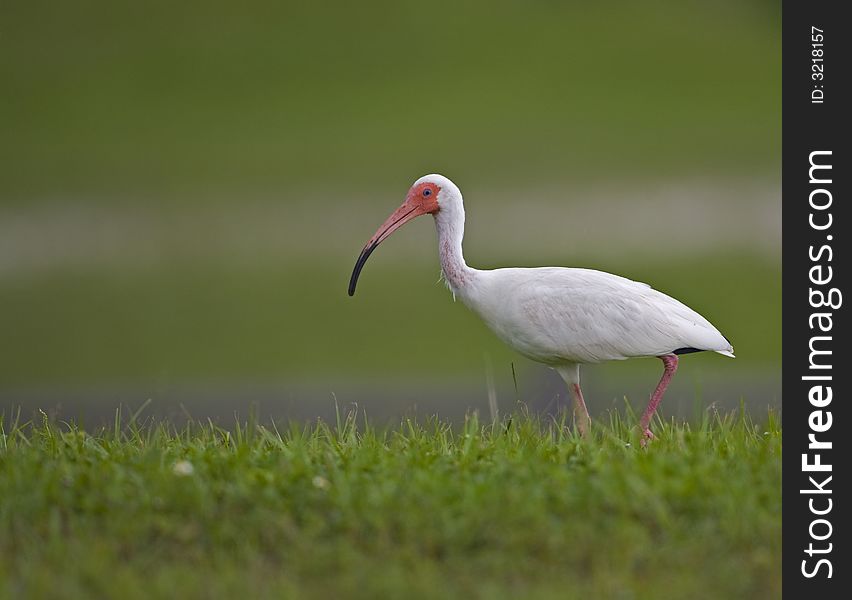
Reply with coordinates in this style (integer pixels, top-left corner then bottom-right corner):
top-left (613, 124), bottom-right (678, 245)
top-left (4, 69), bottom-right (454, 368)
top-left (472, 268), bottom-right (732, 363)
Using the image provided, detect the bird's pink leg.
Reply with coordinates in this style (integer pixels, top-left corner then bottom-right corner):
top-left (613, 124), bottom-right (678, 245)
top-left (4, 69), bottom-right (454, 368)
top-left (639, 355), bottom-right (679, 446)
top-left (571, 383), bottom-right (592, 438)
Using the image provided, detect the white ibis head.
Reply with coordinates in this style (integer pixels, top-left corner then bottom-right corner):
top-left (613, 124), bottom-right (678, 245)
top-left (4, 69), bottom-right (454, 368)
top-left (348, 174), bottom-right (455, 296)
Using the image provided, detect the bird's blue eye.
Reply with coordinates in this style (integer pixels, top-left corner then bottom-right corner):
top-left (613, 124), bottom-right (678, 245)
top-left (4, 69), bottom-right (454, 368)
top-left (422, 189), bottom-right (432, 197)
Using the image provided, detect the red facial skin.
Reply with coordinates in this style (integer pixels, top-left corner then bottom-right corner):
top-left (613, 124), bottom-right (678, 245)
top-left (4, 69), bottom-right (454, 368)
top-left (362, 181), bottom-right (441, 250)
top-left (348, 182), bottom-right (441, 296)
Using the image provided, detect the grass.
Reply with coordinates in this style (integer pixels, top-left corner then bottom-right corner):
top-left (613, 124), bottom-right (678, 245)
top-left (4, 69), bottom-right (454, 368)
top-left (0, 406), bottom-right (781, 599)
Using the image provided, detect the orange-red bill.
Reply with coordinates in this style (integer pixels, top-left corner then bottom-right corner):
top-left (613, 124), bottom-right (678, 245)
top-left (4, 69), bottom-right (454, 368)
top-left (348, 202), bottom-right (425, 296)
top-left (348, 183), bottom-right (440, 296)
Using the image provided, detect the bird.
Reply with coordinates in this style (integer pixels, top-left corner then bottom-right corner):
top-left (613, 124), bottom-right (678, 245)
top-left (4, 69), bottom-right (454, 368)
top-left (348, 174), bottom-right (734, 442)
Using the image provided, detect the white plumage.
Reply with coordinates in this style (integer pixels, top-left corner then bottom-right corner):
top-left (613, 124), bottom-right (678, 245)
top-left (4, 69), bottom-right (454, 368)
top-left (467, 267), bottom-right (733, 364)
top-left (349, 174), bottom-right (733, 441)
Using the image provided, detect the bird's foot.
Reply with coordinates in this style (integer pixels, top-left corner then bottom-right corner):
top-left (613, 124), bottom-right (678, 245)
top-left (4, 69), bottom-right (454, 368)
top-left (640, 428), bottom-right (656, 448)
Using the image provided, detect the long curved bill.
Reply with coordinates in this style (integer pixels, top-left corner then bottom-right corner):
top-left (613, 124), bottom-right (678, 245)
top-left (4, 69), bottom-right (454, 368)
top-left (348, 200), bottom-right (430, 296)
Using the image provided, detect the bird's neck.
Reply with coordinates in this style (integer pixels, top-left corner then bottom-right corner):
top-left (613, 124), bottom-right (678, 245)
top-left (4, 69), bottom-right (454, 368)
top-left (434, 206), bottom-right (476, 296)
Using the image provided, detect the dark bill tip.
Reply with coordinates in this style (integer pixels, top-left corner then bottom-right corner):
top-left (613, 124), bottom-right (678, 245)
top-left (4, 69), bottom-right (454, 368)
top-left (347, 243), bottom-right (378, 296)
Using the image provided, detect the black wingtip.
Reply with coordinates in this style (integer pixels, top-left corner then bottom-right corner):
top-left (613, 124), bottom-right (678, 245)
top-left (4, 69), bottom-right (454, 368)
top-left (672, 347), bottom-right (704, 355)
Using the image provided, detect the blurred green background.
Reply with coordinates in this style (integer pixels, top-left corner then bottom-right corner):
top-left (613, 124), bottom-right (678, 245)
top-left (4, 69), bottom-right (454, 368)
top-left (1, 0), bottom-right (780, 423)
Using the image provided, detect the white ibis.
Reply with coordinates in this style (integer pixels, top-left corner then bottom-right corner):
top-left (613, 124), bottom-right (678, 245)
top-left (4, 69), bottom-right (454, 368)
top-left (348, 174), bottom-right (734, 442)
